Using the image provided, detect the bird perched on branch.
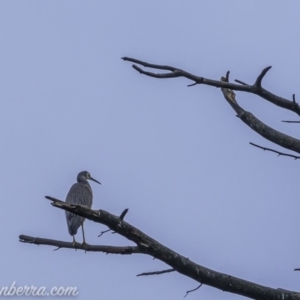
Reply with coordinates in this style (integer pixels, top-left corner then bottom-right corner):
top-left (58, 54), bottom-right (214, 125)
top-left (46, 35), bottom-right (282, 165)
top-left (65, 171), bottom-right (101, 246)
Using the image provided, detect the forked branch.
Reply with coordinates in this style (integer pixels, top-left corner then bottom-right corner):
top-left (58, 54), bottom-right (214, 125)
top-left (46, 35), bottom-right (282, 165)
top-left (123, 57), bottom-right (300, 154)
top-left (122, 57), bottom-right (300, 116)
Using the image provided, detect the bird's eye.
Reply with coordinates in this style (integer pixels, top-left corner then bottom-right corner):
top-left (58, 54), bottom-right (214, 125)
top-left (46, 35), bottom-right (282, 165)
top-left (87, 173), bottom-right (90, 178)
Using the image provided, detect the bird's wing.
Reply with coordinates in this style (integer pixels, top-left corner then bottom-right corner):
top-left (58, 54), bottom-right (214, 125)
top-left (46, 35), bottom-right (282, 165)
top-left (65, 182), bottom-right (92, 207)
top-left (65, 183), bottom-right (92, 235)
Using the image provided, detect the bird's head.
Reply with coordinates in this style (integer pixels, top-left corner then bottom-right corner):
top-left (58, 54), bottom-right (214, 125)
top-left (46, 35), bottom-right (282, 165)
top-left (77, 171), bottom-right (101, 185)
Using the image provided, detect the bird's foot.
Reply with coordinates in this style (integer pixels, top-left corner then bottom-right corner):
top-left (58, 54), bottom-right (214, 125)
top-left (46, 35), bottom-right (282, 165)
top-left (80, 241), bottom-right (88, 249)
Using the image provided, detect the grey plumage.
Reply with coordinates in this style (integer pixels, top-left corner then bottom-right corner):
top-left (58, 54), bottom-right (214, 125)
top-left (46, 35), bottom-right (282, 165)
top-left (65, 171), bottom-right (101, 245)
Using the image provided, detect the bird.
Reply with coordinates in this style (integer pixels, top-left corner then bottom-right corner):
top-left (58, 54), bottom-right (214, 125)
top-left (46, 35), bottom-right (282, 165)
top-left (65, 171), bottom-right (101, 246)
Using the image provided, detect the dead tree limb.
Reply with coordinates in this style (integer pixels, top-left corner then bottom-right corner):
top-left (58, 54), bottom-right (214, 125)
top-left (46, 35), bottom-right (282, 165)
top-left (19, 197), bottom-right (300, 300)
top-left (219, 75), bottom-right (300, 154)
top-left (19, 235), bottom-right (140, 254)
top-left (250, 142), bottom-right (300, 159)
top-left (122, 57), bottom-right (300, 155)
top-left (136, 268), bottom-right (175, 277)
top-left (122, 57), bottom-right (300, 116)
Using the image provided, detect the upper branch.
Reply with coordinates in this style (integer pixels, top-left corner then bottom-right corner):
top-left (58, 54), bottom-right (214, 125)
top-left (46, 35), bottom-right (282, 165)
top-left (20, 196), bottom-right (300, 300)
top-left (122, 57), bottom-right (300, 117)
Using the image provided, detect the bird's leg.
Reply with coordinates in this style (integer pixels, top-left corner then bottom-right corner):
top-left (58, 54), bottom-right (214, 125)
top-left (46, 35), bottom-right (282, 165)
top-left (81, 224), bottom-right (87, 247)
top-left (72, 236), bottom-right (76, 247)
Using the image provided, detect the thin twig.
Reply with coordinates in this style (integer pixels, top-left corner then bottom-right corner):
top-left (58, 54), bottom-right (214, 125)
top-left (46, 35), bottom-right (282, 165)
top-left (45, 195), bottom-right (59, 201)
top-left (184, 283), bottom-right (202, 298)
top-left (282, 120), bottom-right (300, 123)
top-left (235, 79), bottom-right (248, 85)
top-left (137, 269), bottom-right (175, 277)
top-left (122, 57), bottom-right (177, 72)
top-left (99, 209), bottom-right (128, 237)
top-left (250, 142), bottom-right (300, 159)
top-left (98, 229), bottom-right (112, 237)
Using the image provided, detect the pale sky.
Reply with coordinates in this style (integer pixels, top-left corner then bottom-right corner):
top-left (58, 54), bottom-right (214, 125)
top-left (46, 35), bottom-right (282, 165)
top-left (1, 1), bottom-right (300, 299)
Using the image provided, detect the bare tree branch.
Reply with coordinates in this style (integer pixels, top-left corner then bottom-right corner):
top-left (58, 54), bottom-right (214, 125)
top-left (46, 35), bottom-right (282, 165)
top-left (282, 121), bottom-right (300, 123)
top-left (19, 197), bottom-right (300, 300)
top-left (250, 142), bottom-right (300, 159)
top-left (137, 268), bottom-right (175, 277)
top-left (122, 57), bottom-right (300, 155)
top-left (122, 57), bottom-right (300, 116)
top-left (19, 235), bottom-right (140, 254)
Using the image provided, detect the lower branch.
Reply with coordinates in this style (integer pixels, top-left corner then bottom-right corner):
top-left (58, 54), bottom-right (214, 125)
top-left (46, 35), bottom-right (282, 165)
top-left (19, 197), bottom-right (300, 300)
top-left (19, 235), bottom-right (140, 254)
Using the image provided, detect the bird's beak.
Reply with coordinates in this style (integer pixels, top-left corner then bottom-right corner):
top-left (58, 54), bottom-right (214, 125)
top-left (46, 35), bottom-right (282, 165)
top-left (90, 176), bottom-right (101, 185)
